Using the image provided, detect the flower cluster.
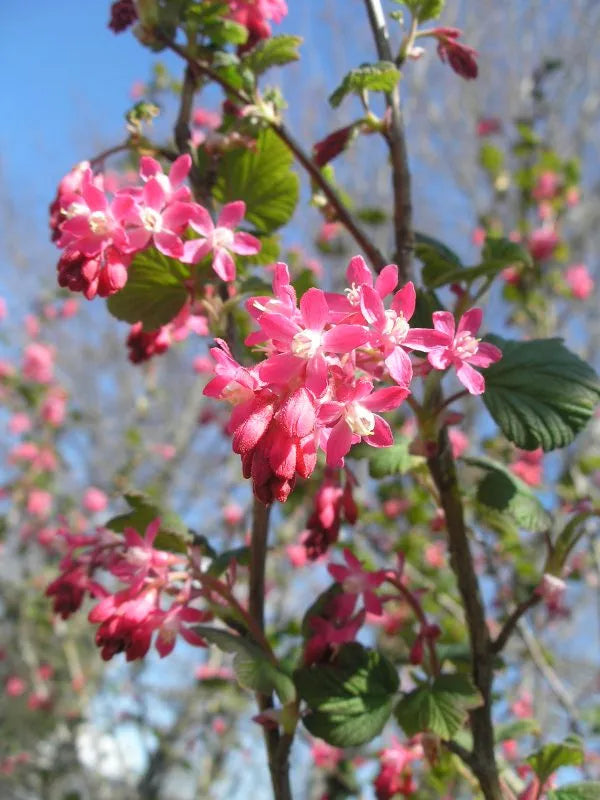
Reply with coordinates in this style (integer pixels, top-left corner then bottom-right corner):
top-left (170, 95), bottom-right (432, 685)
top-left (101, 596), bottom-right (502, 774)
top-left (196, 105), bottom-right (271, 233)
top-left (205, 256), bottom-right (500, 503)
top-left (46, 520), bottom-right (210, 661)
top-left (50, 156), bottom-right (259, 299)
top-left (227, 0), bottom-right (288, 46)
top-left (126, 299), bottom-right (209, 364)
top-left (433, 27), bottom-right (479, 80)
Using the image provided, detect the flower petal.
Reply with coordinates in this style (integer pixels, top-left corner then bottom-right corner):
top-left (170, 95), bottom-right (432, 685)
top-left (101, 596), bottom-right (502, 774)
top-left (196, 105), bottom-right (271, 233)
top-left (432, 310), bottom-right (456, 339)
top-left (300, 288), bottom-right (330, 331)
top-left (212, 248), bottom-right (236, 281)
top-left (322, 324), bottom-right (369, 353)
top-left (456, 361), bottom-right (485, 395)
top-left (384, 347), bottom-right (413, 387)
top-left (457, 307), bottom-right (482, 336)
top-left (391, 281), bottom-right (416, 320)
top-left (346, 255), bottom-right (372, 287)
top-left (326, 419), bottom-right (354, 467)
top-left (218, 200), bottom-right (246, 229)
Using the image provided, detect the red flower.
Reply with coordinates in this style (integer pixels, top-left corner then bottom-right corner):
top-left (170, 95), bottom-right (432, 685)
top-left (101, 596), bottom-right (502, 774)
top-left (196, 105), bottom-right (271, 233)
top-left (434, 27), bottom-right (479, 80)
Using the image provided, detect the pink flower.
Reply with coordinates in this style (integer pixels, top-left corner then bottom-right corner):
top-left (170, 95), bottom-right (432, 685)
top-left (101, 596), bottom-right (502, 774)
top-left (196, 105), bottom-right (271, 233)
top-left (193, 108), bottom-right (222, 129)
top-left (374, 736), bottom-right (423, 800)
top-left (41, 388), bottom-right (68, 426)
top-left (566, 264), bottom-right (594, 300)
top-left (426, 309), bottom-right (502, 395)
top-left (83, 487), bottom-right (109, 513)
top-left (510, 448), bottom-right (543, 487)
top-left (328, 549), bottom-right (387, 615)
top-left (536, 573), bottom-right (567, 615)
top-left (183, 201), bottom-right (261, 281)
top-left (227, 0), bottom-right (288, 43)
top-left (7, 413), bottom-right (31, 435)
top-left (0, 297), bottom-right (6, 320)
top-left (448, 428), bottom-right (469, 458)
top-left (154, 605), bottom-right (210, 657)
top-left (122, 157), bottom-right (194, 259)
top-left (511, 692), bottom-right (533, 719)
top-left (527, 227), bottom-right (559, 261)
top-left (5, 676), bottom-right (26, 697)
top-left (320, 380), bottom-right (408, 467)
top-left (476, 118), bottom-right (501, 137)
top-left (27, 489), bottom-right (52, 518)
top-left (471, 227), bottom-right (486, 246)
top-left (311, 739), bottom-right (343, 770)
top-left (22, 343), bottom-right (55, 384)
top-left (434, 27), bottom-right (479, 80)
top-left (223, 503), bottom-right (243, 525)
top-left (532, 171), bottom-right (560, 202)
top-left (359, 282), bottom-right (447, 388)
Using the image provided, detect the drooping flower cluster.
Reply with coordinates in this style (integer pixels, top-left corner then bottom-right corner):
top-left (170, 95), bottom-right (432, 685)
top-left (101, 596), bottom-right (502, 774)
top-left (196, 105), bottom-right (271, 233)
top-left (126, 299), bottom-right (209, 364)
top-left (227, 0), bottom-right (288, 46)
top-left (46, 520), bottom-right (210, 661)
top-left (204, 256), bottom-right (500, 503)
top-left (432, 27), bottom-right (479, 80)
top-left (50, 156), bottom-right (260, 299)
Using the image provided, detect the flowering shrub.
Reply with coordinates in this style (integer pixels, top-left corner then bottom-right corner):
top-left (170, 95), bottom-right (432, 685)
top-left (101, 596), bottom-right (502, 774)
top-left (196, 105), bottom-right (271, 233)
top-left (3, 1), bottom-right (600, 798)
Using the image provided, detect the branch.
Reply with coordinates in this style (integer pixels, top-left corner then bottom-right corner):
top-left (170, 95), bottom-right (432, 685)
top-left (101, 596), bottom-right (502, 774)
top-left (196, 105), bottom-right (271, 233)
top-left (159, 34), bottom-right (386, 272)
top-left (492, 592), bottom-right (541, 654)
top-left (249, 499), bottom-right (293, 800)
top-left (364, 0), bottom-right (414, 281)
top-left (426, 427), bottom-right (503, 800)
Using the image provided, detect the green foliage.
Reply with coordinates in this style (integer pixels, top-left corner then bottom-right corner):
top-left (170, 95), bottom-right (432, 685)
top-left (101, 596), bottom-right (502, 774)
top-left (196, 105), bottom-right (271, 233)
top-left (351, 438), bottom-right (423, 478)
top-left (295, 643), bottom-right (399, 747)
top-left (329, 62), bottom-right (401, 108)
top-left (105, 491), bottom-right (192, 553)
top-left (106, 247), bottom-right (189, 331)
top-left (208, 545), bottom-right (251, 577)
top-left (548, 784), bottom-right (600, 800)
top-left (394, 673), bottom-right (483, 739)
top-left (494, 718), bottom-right (541, 742)
top-left (419, 235), bottom-right (531, 289)
top-left (526, 737), bottom-right (584, 784)
top-left (479, 143), bottom-right (504, 175)
top-left (483, 337), bottom-right (600, 451)
top-left (545, 511), bottom-right (600, 576)
top-left (243, 35), bottom-right (303, 75)
top-left (415, 230), bottom-right (463, 288)
top-left (402, 0), bottom-right (445, 21)
top-left (214, 129), bottom-right (299, 233)
top-left (464, 455), bottom-right (551, 532)
top-left (196, 626), bottom-right (296, 704)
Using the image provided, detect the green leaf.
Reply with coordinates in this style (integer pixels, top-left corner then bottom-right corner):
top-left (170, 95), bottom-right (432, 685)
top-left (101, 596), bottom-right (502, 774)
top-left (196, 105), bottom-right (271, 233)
top-left (105, 491), bottom-right (192, 554)
top-left (403, 0), bottom-right (445, 21)
top-left (548, 783), bottom-right (600, 800)
top-left (415, 231), bottom-right (463, 289)
top-left (419, 235), bottom-right (531, 289)
top-left (329, 61), bottom-right (400, 108)
top-left (545, 511), bottom-right (600, 576)
top-left (208, 546), bottom-right (251, 577)
top-left (464, 455), bottom-right (551, 533)
top-left (482, 236), bottom-right (533, 270)
top-left (214, 129), bottom-right (299, 233)
top-left (295, 643), bottom-right (399, 747)
top-left (196, 625), bottom-right (296, 704)
top-left (494, 718), bottom-right (541, 742)
top-left (483, 337), bottom-right (600, 451)
top-left (526, 737), bottom-right (584, 785)
top-left (243, 34), bottom-right (303, 75)
top-left (351, 438), bottom-right (423, 478)
top-left (106, 248), bottom-right (189, 331)
top-left (479, 143), bottom-right (504, 175)
top-left (395, 674), bottom-right (483, 739)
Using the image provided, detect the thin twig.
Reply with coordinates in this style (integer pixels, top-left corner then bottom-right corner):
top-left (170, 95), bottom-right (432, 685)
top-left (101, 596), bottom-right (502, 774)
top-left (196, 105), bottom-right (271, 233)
top-left (492, 593), bottom-right (541, 654)
top-left (158, 34), bottom-right (386, 272)
top-left (517, 618), bottom-right (583, 734)
top-left (364, 0), bottom-right (414, 281)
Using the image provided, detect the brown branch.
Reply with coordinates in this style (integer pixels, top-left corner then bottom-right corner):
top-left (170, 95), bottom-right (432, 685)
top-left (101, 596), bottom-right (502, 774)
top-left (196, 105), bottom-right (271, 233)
top-left (426, 427), bottom-right (502, 800)
top-left (249, 499), bottom-right (293, 800)
top-left (492, 592), bottom-right (541, 654)
top-left (364, 0), bottom-right (414, 281)
top-left (158, 34), bottom-right (386, 273)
